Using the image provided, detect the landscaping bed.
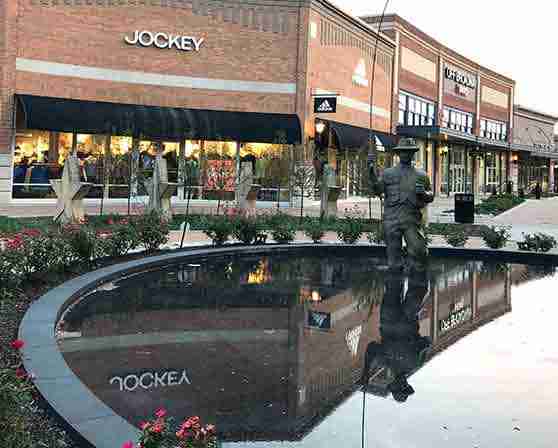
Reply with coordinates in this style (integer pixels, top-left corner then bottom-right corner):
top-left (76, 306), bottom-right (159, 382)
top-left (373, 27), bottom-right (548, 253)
top-left (475, 194), bottom-right (525, 216)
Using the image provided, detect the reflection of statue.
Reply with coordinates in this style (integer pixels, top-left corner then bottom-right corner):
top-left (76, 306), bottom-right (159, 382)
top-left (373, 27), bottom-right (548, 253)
top-left (369, 138), bottom-right (434, 271)
top-left (361, 271), bottom-right (431, 402)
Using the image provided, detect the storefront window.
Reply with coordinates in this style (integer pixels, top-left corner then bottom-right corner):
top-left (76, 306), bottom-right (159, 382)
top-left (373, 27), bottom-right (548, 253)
top-left (241, 142), bottom-right (291, 202)
top-left (76, 134), bottom-right (106, 198)
top-left (399, 92), bottom-right (436, 127)
top-left (442, 107), bottom-right (474, 134)
top-left (182, 140), bottom-right (202, 199)
top-left (12, 130), bottom-right (54, 198)
top-left (202, 141), bottom-right (236, 201)
top-left (108, 136), bottom-right (132, 198)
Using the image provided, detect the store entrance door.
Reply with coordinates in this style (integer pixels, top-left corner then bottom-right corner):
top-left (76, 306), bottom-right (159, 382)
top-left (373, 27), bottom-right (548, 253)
top-left (450, 148), bottom-right (466, 193)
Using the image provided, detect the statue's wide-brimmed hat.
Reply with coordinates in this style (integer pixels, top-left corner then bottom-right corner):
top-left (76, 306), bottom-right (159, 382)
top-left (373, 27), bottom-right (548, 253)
top-left (394, 137), bottom-right (420, 153)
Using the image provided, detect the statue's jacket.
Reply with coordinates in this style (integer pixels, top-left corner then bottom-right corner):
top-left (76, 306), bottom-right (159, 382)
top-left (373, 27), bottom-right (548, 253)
top-left (374, 165), bottom-right (431, 225)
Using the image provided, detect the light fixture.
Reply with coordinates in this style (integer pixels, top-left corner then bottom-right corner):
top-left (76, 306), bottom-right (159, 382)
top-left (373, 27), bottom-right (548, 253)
top-left (315, 121), bottom-right (326, 135)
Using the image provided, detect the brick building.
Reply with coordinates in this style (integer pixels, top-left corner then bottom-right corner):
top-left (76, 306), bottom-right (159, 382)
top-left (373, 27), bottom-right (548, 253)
top-left (0, 0), bottom-right (395, 205)
top-left (512, 105), bottom-right (558, 193)
top-left (362, 14), bottom-right (518, 196)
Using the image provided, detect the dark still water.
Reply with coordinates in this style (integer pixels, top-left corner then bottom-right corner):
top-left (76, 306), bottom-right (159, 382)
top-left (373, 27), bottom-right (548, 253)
top-left (57, 254), bottom-right (558, 448)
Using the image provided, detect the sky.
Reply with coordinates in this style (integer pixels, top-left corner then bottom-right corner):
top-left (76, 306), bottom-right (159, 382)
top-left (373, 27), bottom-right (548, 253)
top-left (335, 0), bottom-right (558, 134)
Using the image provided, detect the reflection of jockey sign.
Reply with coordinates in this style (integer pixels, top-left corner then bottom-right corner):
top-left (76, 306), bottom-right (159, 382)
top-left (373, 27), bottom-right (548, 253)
top-left (109, 369), bottom-right (191, 392)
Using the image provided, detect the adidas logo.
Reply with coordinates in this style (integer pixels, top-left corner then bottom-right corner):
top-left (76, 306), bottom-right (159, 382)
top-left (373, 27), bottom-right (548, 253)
top-left (317, 100), bottom-right (334, 112)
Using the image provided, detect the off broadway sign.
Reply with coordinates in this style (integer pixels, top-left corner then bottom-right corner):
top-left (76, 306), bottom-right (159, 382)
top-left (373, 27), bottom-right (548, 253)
top-left (125, 30), bottom-right (204, 52)
top-left (314, 96), bottom-right (337, 113)
top-left (109, 369), bottom-right (191, 392)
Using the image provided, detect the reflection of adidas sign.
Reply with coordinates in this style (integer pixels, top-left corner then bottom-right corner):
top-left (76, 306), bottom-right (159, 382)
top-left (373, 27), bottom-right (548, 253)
top-left (311, 312), bottom-right (327, 327)
top-left (345, 325), bottom-right (362, 357)
top-left (317, 100), bottom-right (334, 112)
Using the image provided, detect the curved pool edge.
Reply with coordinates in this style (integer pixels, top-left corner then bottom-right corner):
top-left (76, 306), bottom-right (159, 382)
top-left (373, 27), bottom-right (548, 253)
top-left (18, 243), bottom-right (558, 448)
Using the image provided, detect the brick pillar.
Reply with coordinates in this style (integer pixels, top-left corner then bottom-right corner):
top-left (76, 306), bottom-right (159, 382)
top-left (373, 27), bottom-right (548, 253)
top-left (0, 0), bottom-right (17, 204)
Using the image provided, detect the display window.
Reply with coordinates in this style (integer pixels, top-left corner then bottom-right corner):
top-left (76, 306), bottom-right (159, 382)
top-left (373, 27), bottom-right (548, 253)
top-left (107, 136), bottom-right (132, 198)
top-left (240, 142), bottom-right (291, 202)
top-left (12, 130), bottom-right (54, 198)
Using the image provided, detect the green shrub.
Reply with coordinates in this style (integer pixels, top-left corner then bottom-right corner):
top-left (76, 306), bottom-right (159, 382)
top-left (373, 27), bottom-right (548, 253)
top-left (475, 194), bottom-right (524, 216)
top-left (65, 225), bottom-right (97, 263)
top-left (303, 219), bottom-right (325, 243)
top-left (336, 216), bottom-right (364, 244)
top-left (517, 233), bottom-right (557, 253)
top-left (442, 225), bottom-right (469, 247)
top-left (480, 226), bottom-right (510, 249)
top-left (367, 223), bottom-right (384, 245)
top-left (271, 221), bottom-right (297, 244)
top-left (203, 216), bottom-right (233, 246)
top-left (97, 224), bottom-right (139, 258)
top-left (232, 216), bottom-right (261, 245)
top-left (132, 210), bottom-right (170, 251)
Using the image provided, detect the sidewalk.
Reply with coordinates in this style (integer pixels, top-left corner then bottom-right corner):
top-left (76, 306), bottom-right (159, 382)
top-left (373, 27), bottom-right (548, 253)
top-left (0, 195), bottom-right (494, 225)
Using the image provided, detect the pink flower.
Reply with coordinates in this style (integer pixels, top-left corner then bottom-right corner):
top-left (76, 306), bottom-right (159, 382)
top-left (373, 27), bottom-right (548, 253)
top-left (205, 424), bottom-right (216, 434)
top-left (11, 339), bottom-right (25, 350)
top-left (121, 442), bottom-right (134, 448)
top-left (151, 424), bottom-right (163, 434)
top-left (107, 218), bottom-right (114, 225)
top-left (176, 429), bottom-right (185, 439)
top-left (15, 367), bottom-right (27, 379)
top-left (154, 408), bottom-right (167, 419)
top-left (139, 421), bottom-right (150, 431)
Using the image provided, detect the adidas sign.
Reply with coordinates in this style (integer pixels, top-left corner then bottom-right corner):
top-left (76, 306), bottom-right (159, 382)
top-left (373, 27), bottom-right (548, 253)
top-left (314, 96), bottom-right (337, 113)
top-left (317, 100), bottom-right (334, 112)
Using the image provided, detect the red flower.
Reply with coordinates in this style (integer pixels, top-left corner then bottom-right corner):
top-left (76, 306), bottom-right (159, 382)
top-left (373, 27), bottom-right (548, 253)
top-left (15, 367), bottom-right (27, 379)
top-left (11, 339), bottom-right (25, 350)
top-left (107, 218), bottom-right (114, 225)
top-left (118, 219), bottom-right (129, 225)
top-left (121, 441), bottom-right (134, 448)
top-left (151, 424), bottom-right (163, 434)
top-left (154, 408), bottom-right (167, 419)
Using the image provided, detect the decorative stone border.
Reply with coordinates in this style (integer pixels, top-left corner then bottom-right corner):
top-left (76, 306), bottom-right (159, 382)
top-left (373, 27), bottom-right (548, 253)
top-left (19, 243), bottom-right (558, 448)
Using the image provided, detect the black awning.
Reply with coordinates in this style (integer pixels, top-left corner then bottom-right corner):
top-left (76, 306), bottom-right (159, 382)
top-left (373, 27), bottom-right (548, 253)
top-left (327, 120), bottom-right (397, 150)
top-left (16, 94), bottom-right (302, 144)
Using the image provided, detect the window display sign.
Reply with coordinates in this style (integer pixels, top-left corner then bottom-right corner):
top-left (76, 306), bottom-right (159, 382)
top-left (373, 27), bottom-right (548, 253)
top-left (205, 160), bottom-right (235, 192)
top-left (124, 30), bottom-right (204, 52)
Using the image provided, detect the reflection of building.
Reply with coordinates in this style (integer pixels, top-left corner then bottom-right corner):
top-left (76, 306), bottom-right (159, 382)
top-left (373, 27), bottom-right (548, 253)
top-left (59, 257), bottom-right (527, 442)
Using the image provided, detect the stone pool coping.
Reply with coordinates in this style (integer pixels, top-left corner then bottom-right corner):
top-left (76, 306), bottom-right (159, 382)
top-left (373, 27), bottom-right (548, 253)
top-left (18, 243), bottom-right (558, 448)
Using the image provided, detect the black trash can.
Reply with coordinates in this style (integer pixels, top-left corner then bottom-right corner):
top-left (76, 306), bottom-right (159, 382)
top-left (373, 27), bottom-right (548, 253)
top-left (454, 193), bottom-right (475, 224)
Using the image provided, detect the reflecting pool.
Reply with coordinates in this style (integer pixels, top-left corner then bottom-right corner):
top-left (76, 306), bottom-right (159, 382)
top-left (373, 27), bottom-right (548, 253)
top-left (57, 255), bottom-right (558, 447)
